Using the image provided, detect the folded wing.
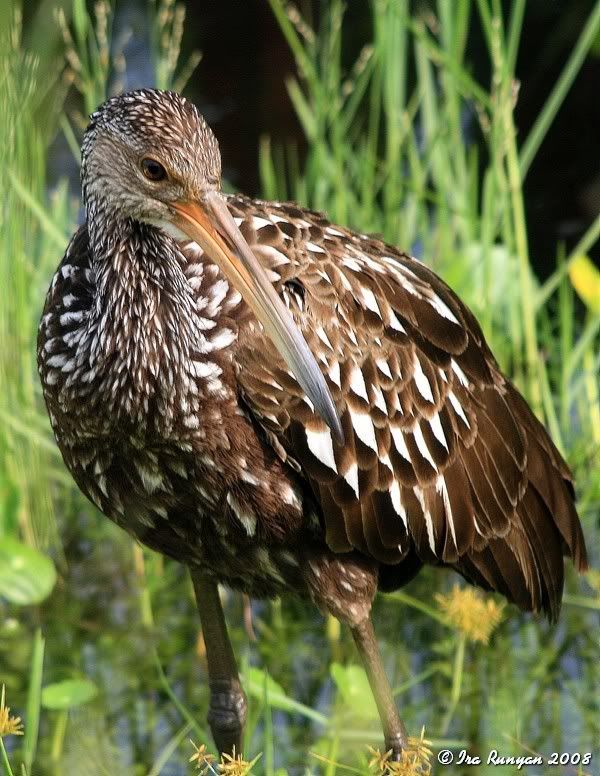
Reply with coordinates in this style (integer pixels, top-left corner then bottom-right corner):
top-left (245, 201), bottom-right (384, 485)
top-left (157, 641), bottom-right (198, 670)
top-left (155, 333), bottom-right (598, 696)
top-left (228, 195), bottom-right (587, 619)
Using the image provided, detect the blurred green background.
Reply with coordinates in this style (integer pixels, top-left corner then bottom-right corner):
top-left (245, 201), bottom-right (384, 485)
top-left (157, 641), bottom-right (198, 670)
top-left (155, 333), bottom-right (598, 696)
top-left (0, 1), bottom-right (599, 774)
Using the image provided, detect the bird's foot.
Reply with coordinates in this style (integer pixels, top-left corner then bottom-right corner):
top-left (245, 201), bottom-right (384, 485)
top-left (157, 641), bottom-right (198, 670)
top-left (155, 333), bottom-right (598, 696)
top-left (207, 678), bottom-right (248, 757)
top-left (385, 731), bottom-right (408, 762)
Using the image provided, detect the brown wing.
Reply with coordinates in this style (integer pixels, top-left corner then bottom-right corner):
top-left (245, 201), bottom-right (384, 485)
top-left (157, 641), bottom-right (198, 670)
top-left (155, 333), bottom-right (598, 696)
top-left (229, 195), bottom-right (587, 619)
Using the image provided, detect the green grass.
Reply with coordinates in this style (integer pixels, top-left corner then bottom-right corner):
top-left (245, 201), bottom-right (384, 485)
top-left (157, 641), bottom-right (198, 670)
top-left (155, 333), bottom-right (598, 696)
top-left (1, 0), bottom-right (599, 774)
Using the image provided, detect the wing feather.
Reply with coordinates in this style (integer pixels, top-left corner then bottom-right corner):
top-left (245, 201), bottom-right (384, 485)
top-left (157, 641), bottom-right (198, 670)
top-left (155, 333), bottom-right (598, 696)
top-left (228, 195), bottom-right (587, 618)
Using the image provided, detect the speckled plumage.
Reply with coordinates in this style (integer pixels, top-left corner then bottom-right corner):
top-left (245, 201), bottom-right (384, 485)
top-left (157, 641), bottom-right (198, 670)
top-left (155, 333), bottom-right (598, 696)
top-left (38, 90), bottom-right (587, 632)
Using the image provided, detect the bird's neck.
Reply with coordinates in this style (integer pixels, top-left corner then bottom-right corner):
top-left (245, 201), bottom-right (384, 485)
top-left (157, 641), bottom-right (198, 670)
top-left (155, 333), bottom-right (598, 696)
top-left (85, 215), bottom-right (226, 425)
top-left (90, 215), bottom-right (194, 352)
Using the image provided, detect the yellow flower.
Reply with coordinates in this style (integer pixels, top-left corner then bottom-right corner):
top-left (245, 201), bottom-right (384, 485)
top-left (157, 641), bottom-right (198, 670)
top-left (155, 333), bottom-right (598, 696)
top-left (219, 747), bottom-right (262, 776)
top-left (368, 746), bottom-right (393, 773)
top-left (368, 729), bottom-right (433, 776)
top-left (0, 686), bottom-right (24, 738)
top-left (189, 740), bottom-right (215, 774)
top-left (436, 585), bottom-right (505, 644)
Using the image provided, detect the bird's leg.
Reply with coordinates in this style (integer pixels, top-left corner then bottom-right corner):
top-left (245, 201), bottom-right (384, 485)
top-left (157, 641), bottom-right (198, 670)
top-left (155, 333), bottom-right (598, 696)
top-left (351, 616), bottom-right (408, 760)
top-left (190, 572), bottom-right (247, 757)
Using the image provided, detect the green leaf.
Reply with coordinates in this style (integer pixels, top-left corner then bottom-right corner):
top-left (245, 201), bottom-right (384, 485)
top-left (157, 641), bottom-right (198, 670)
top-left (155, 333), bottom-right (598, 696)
top-left (245, 665), bottom-right (287, 695)
top-left (41, 680), bottom-right (99, 710)
top-left (0, 537), bottom-right (57, 605)
top-left (330, 663), bottom-right (378, 721)
top-left (23, 629), bottom-right (45, 772)
top-left (242, 666), bottom-right (328, 725)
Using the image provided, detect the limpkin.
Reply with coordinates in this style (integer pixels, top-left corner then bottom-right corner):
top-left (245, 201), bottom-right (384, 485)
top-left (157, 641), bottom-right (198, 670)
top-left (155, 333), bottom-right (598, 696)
top-left (38, 89), bottom-right (587, 759)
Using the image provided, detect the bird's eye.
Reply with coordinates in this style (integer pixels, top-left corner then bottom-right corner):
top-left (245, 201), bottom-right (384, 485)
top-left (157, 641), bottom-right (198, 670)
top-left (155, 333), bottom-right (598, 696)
top-left (141, 158), bottom-right (167, 182)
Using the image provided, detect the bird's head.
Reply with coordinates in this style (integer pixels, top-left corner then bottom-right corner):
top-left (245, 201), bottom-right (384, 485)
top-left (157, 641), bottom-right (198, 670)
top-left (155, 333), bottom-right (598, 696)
top-left (82, 89), bottom-right (221, 230)
top-left (81, 88), bottom-right (342, 441)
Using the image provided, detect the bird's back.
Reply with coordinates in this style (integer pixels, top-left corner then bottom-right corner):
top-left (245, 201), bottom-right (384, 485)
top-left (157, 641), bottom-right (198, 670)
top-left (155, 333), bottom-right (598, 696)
top-left (224, 194), bottom-right (588, 620)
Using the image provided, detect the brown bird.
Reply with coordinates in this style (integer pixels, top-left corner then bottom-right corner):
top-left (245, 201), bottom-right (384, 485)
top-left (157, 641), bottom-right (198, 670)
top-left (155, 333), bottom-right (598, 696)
top-left (38, 89), bottom-right (587, 759)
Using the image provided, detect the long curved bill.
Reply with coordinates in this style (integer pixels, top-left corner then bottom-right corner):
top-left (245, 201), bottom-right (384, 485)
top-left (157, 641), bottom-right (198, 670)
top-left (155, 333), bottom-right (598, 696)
top-left (170, 191), bottom-right (343, 443)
